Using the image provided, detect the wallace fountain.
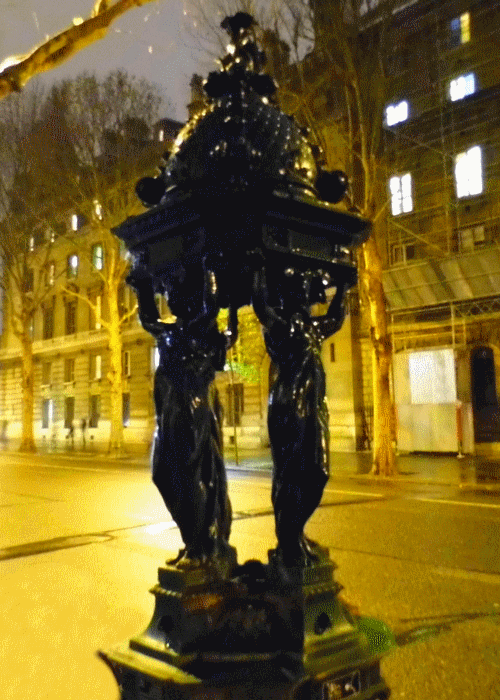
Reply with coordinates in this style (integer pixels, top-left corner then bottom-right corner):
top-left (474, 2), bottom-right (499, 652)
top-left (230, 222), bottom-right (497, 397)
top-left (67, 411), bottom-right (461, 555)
top-left (99, 13), bottom-right (394, 700)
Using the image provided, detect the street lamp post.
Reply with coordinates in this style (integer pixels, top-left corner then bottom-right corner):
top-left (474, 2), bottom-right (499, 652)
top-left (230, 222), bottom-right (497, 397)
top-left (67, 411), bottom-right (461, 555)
top-left (99, 13), bottom-right (394, 700)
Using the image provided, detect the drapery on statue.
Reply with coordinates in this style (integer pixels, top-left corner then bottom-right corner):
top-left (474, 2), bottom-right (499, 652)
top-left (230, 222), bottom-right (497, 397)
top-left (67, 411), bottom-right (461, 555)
top-left (252, 265), bottom-right (348, 567)
top-left (127, 261), bottom-right (237, 566)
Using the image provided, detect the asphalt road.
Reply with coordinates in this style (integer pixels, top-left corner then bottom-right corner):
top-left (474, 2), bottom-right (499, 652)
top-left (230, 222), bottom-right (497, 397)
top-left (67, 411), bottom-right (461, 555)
top-left (1, 452), bottom-right (500, 699)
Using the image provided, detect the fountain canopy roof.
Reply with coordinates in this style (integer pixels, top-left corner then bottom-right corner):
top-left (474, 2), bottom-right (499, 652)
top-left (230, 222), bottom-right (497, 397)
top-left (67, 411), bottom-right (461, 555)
top-left (115, 13), bottom-right (371, 308)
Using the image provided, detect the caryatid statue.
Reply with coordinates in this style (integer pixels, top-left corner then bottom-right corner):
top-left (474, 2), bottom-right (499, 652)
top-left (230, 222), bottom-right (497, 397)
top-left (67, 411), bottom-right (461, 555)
top-left (252, 265), bottom-right (349, 566)
top-left (127, 261), bottom-right (237, 566)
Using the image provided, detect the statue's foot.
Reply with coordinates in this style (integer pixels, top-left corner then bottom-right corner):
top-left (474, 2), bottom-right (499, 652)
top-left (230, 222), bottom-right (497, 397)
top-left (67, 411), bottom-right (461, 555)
top-left (168, 547), bottom-right (211, 568)
top-left (168, 539), bottom-right (237, 579)
top-left (274, 536), bottom-right (322, 568)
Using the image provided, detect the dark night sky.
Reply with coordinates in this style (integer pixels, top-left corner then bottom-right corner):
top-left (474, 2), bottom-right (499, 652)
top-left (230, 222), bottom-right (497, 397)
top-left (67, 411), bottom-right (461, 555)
top-left (1, 1), bottom-right (216, 120)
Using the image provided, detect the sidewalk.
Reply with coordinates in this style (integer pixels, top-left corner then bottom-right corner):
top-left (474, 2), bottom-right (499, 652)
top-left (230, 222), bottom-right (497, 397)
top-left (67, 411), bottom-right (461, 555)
top-left (223, 449), bottom-right (500, 490)
top-left (5, 444), bottom-right (500, 490)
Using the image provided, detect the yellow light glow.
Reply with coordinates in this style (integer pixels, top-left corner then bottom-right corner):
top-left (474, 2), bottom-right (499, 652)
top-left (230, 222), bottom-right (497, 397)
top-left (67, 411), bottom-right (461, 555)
top-left (461, 12), bottom-right (470, 43)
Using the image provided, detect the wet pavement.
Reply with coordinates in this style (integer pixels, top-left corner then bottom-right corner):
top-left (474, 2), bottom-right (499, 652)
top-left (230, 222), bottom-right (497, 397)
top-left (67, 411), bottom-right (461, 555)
top-left (5, 443), bottom-right (500, 491)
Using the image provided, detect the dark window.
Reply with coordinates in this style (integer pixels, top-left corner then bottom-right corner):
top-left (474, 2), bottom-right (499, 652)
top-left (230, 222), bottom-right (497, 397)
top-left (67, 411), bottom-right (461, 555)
top-left (449, 12), bottom-right (470, 48)
top-left (42, 305), bottom-right (54, 340)
top-left (122, 393), bottom-right (130, 427)
top-left (89, 395), bottom-right (101, 428)
top-left (64, 396), bottom-right (75, 429)
top-left (23, 268), bottom-right (34, 292)
top-left (330, 343), bottom-right (335, 363)
top-left (41, 362), bottom-right (51, 386)
top-left (89, 293), bottom-right (102, 330)
top-left (65, 300), bottom-right (77, 335)
top-left (52, 221), bottom-right (66, 238)
top-left (226, 383), bottom-right (244, 427)
top-left (41, 399), bottom-right (52, 429)
top-left (64, 358), bottom-right (75, 383)
top-left (118, 284), bottom-right (132, 319)
top-left (122, 351), bottom-right (131, 377)
top-left (449, 17), bottom-right (461, 47)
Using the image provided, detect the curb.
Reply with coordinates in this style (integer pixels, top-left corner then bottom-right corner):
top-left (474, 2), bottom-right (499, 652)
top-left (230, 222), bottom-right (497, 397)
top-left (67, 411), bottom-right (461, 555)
top-left (345, 473), bottom-right (500, 491)
top-left (4, 450), bottom-right (500, 491)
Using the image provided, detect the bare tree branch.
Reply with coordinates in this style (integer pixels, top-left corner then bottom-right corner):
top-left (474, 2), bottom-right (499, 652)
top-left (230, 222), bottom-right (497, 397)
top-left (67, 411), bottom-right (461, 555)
top-left (0, 0), bottom-right (160, 101)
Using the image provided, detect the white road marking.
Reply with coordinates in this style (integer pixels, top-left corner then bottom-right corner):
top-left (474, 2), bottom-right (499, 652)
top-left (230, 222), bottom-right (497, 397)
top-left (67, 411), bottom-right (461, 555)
top-left (324, 488), bottom-right (385, 498)
top-left (431, 566), bottom-right (500, 584)
top-left (2, 460), bottom-right (133, 474)
top-left (143, 521), bottom-right (176, 535)
top-left (234, 481), bottom-right (385, 499)
top-left (40, 465), bottom-right (127, 473)
top-left (415, 497), bottom-right (500, 509)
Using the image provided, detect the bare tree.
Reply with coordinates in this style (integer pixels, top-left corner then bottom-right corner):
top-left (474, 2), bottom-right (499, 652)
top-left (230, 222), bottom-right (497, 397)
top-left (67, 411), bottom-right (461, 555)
top-left (282, 0), bottom-right (397, 475)
top-left (188, 0), bottom-right (398, 474)
top-left (0, 0), bottom-right (161, 101)
top-left (0, 72), bottom-right (168, 454)
top-left (55, 72), bottom-right (166, 455)
top-left (0, 86), bottom-right (75, 451)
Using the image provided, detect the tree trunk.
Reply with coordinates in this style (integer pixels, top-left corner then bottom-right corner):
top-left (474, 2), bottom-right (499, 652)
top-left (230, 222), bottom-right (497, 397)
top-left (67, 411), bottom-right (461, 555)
top-left (359, 236), bottom-right (397, 476)
top-left (19, 328), bottom-right (36, 452)
top-left (107, 283), bottom-right (124, 455)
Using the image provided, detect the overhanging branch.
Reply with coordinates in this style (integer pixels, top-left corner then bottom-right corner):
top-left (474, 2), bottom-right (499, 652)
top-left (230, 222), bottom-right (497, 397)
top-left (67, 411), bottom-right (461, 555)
top-left (0, 0), bottom-right (160, 100)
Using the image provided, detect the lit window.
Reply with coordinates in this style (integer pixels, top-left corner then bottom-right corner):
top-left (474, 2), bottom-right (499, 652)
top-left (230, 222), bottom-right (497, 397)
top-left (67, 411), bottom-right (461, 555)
top-left (449, 73), bottom-right (475, 101)
top-left (42, 398), bottom-right (54, 429)
top-left (385, 100), bottom-right (408, 126)
top-left (93, 200), bottom-right (103, 220)
top-left (358, 0), bottom-right (380, 16)
top-left (455, 146), bottom-right (483, 198)
top-left (158, 129), bottom-right (164, 142)
top-left (92, 243), bottom-right (104, 271)
top-left (91, 354), bottom-right (102, 381)
top-left (71, 214), bottom-right (79, 231)
top-left (67, 254), bottom-right (79, 278)
top-left (389, 173), bottom-right (413, 215)
top-left (450, 12), bottom-right (470, 46)
top-left (45, 262), bottom-right (55, 288)
top-left (29, 235), bottom-right (35, 252)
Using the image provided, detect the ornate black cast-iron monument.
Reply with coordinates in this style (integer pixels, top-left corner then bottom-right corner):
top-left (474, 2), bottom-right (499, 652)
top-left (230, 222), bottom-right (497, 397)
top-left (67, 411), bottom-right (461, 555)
top-left (99, 13), bottom-right (394, 700)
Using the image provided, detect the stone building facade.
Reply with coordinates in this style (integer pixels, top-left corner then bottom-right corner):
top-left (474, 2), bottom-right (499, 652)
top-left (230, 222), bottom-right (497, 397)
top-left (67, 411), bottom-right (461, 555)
top-left (305, 0), bottom-right (500, 455)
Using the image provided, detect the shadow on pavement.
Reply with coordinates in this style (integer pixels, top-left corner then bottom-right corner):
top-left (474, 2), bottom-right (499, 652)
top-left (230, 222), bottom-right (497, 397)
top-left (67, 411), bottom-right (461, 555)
top-left (395, 609), bottom-right (500, 647)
